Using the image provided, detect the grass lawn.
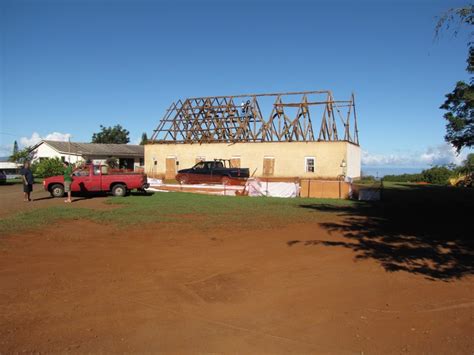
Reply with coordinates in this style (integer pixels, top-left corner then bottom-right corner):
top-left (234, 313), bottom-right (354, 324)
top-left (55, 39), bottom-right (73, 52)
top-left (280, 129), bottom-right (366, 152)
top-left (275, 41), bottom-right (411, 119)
top-left (4, 177), bottom-right (43, 184)
top-left (0, 192), bottom-right (357, 235)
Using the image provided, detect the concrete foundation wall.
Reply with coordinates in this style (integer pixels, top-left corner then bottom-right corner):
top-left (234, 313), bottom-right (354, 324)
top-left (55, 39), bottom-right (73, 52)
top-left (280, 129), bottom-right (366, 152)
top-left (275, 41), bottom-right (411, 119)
top-left (145, 141), bottom-right (361, 179)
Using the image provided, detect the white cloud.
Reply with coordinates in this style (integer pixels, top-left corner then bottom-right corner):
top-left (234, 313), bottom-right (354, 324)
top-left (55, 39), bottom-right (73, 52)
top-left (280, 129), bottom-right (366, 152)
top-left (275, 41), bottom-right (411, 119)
top-left (362, 143), bottom-right (469, 167)
top-left (419, 144), bottom-right (465, 166)
top-left (20, 132), bottom-right (72, 147)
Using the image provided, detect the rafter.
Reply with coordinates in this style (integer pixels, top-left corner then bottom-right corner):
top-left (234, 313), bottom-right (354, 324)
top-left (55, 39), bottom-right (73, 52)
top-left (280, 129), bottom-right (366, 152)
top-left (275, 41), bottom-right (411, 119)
top-left (150, 90), bottom-right (359, 145)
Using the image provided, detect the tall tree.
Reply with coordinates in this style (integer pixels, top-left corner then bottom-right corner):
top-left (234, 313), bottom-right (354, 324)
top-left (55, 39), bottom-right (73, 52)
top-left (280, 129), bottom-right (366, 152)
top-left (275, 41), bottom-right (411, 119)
top-left (9, 146), bottom-right (33, 163)
top-left (140, 132), bottom-right (148, 145)
top-left (12, 140), bottom-right (19, 155)
top-left (437, 5), bottom-right (474, 152)
top-left (92, 125), bottom-right (130, 144)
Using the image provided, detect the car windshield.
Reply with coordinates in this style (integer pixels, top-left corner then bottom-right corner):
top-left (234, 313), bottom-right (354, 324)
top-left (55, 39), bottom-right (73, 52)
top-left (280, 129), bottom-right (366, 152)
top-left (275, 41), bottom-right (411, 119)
top-left (194, 162), bottom-right (205, 169)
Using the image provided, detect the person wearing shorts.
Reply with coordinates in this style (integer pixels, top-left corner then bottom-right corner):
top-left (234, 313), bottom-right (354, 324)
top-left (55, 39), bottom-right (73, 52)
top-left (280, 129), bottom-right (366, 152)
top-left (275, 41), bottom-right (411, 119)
top-left (63, 162), bottom-right (73, 203)
top-left (20, 161), bottom-right (34, 202)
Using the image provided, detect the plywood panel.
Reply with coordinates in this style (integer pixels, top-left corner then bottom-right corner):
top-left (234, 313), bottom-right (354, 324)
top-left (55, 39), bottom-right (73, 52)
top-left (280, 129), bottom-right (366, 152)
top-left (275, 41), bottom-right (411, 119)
top-left (165, 157), bottom-right (177, 180)
top-left (263, 158), bottom-right (275, 176)
top-left (230, 158), bottom-right (241, 168)
top-left (300, 180), bottom-right (351, 199)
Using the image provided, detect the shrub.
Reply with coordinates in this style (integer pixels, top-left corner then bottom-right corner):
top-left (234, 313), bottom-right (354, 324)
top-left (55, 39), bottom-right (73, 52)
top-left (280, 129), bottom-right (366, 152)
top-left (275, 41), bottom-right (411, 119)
top-left (382, 173), bottom-right (424, 183)
top-left (421, 166), bottom-right (454, 185)
top-left (32, 157), bottom-right (64, 178)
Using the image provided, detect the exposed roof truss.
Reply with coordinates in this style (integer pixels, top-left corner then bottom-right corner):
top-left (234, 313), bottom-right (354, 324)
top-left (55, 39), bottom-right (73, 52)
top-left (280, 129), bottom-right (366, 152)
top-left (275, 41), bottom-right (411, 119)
top-left (151, 90), bottom-right (359, 145)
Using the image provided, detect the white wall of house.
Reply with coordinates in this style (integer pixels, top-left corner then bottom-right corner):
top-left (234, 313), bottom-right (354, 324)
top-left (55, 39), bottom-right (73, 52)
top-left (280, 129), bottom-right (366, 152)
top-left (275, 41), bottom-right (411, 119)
top-left (32, 143), bottom-right (84, 164)
top-left (31, 142), bottom-right (145, 170)
top-left (346, 143), bottom-right (361, 179)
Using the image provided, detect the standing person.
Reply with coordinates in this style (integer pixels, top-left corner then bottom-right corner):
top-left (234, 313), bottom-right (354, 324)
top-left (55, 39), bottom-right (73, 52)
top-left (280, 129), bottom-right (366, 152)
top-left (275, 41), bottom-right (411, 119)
top-left (20, 161), bottom-right (34, 202)
top-left (63, 162), bottom-right (73, 203)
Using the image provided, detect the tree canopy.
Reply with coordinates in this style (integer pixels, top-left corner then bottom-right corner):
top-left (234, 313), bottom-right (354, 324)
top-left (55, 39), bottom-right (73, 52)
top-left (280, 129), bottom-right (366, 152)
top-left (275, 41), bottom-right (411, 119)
top-left (437, 5), bottom-right (474, 152)
top-left (9, 146), bottom-right (34, 163)
top-left (92, 125), bottom-right (130, 144)
top-left (140, 132), bottom-right (148, 145)
top-left (12, 141), bottom-right (18, 156)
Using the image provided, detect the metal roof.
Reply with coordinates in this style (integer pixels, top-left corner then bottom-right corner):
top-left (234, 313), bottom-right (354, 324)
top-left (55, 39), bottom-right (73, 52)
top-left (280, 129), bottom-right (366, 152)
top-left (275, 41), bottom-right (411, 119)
top-left (40, 140), bottom-right (144, 157)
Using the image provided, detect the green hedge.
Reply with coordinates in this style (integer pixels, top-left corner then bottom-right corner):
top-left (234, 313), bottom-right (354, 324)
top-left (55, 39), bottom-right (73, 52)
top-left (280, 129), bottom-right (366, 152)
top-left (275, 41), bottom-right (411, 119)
top-left (32, 157), bottom-right (64, 178)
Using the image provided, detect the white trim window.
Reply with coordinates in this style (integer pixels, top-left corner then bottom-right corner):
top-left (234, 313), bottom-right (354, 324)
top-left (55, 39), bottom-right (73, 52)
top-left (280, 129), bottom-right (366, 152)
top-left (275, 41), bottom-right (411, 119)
top-left (305, 157), bottom-right (316, 173)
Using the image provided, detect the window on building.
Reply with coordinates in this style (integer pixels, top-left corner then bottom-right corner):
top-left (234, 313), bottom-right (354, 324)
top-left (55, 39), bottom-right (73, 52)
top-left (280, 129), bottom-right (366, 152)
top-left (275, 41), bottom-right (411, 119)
top-left (139, 158), bottom-right (144, 166)
top-left (305, 157), bottom-right (315, 173)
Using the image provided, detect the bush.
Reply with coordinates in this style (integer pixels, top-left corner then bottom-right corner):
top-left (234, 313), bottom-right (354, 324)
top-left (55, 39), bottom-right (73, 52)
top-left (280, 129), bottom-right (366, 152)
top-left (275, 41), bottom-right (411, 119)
top-left (421, 166), bottom-right (454, 185)
top-left (360, 175), bottom-right (376, 181)
top-left (382, 173), bottom-right (424, 183)
top-left (32, 157), bottom-right (64, 178)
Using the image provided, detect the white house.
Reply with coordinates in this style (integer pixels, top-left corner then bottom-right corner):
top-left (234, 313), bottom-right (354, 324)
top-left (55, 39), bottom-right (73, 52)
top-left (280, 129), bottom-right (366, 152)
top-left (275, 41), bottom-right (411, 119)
top-left (30, 140), bottom-right (145, 170)
top-left (0, 161), bottom-right (22, 178)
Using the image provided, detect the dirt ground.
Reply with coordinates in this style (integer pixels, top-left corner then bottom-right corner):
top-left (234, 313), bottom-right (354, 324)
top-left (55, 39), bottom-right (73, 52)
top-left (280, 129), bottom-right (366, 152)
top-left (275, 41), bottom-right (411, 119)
top-left (0, 183), bottom-right (118, 217)
top-left (0, 184), bottom-right (473, 354)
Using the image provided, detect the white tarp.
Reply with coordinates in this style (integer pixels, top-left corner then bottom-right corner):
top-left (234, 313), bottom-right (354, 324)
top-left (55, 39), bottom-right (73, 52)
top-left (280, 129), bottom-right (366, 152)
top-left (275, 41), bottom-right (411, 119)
top-left (147, 177), bottom-right (299, 198)
top-left (246, 179), bottom-right (299, 198)
top-left (147, 178), bottom-right (163, 185)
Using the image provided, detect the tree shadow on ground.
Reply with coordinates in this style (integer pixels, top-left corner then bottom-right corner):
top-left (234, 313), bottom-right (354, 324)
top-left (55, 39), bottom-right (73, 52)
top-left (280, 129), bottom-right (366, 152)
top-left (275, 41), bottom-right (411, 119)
top-left (295, 184), bottom-right (474, 281)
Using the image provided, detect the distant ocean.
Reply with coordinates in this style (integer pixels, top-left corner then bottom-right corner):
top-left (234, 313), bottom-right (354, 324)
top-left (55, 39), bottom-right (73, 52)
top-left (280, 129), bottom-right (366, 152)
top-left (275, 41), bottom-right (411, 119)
top-left (361, 167), bottom-right (424, 178)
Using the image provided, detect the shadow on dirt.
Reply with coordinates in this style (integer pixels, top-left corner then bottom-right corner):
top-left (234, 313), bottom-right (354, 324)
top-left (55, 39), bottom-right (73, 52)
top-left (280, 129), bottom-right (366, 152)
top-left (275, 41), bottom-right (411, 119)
top-left (294, 184), bottom-right (474, 281)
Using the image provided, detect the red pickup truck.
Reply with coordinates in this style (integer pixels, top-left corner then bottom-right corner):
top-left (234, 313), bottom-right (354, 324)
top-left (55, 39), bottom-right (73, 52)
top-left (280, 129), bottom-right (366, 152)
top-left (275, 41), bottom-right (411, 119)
top-left (43, 164), bottom-right (149, 197)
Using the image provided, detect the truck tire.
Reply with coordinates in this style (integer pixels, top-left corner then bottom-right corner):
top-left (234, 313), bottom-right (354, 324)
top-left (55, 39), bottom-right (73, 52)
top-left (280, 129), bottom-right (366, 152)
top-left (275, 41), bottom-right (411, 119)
top-left (50, 184), bottom-right (65, 198)
top-left (112, 184), bottom-right (127, 197)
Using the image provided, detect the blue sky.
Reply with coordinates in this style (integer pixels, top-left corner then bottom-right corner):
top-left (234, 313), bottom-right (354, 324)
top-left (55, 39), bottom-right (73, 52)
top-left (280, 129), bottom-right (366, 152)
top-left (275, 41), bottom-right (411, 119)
top-left (1, 0), bottom-right (472, 168)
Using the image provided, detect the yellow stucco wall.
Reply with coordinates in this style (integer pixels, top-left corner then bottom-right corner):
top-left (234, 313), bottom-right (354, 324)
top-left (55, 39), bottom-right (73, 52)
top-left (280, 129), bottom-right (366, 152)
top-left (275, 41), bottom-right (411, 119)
top-left (145, 141), bottom-right (361, 179)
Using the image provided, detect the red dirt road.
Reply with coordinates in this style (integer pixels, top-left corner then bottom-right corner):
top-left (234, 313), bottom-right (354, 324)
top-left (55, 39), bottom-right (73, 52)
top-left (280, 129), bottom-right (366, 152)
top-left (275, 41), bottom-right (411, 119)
top-left (1, 219), bottom-right (473, 354)
top-left (0, 183), bottom-right (116, 218)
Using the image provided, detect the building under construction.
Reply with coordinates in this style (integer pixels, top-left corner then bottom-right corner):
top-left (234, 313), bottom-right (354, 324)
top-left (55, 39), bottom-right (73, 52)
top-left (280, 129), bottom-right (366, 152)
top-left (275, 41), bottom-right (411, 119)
top-left (145, 90), bottom-right (361, 180)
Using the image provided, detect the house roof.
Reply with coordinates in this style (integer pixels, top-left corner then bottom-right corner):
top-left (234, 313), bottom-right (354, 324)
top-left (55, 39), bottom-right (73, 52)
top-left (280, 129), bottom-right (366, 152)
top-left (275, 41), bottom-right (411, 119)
top-left (38, 140), bottom-right (144, 158)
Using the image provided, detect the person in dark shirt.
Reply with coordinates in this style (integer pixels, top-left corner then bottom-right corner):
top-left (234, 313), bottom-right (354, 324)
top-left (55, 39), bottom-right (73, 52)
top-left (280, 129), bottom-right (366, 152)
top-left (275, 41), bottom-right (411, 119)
top-left (20, 161), bottom-right (34, 202)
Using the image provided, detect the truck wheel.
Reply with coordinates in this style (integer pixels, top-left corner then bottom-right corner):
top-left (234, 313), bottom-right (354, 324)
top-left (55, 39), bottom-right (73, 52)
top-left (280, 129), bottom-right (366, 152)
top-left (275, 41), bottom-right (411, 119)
top-left (50, 184), bottom-right (65, 198)
top-left (112, 184), bottom-right (127, 197)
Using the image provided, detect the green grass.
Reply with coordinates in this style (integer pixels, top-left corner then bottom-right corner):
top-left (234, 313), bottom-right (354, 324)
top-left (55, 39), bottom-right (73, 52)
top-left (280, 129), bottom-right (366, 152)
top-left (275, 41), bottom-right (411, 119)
top-left (4, 178), bottom-right (43, 184)
top-left (0, 192), bottom-right (358, 235)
